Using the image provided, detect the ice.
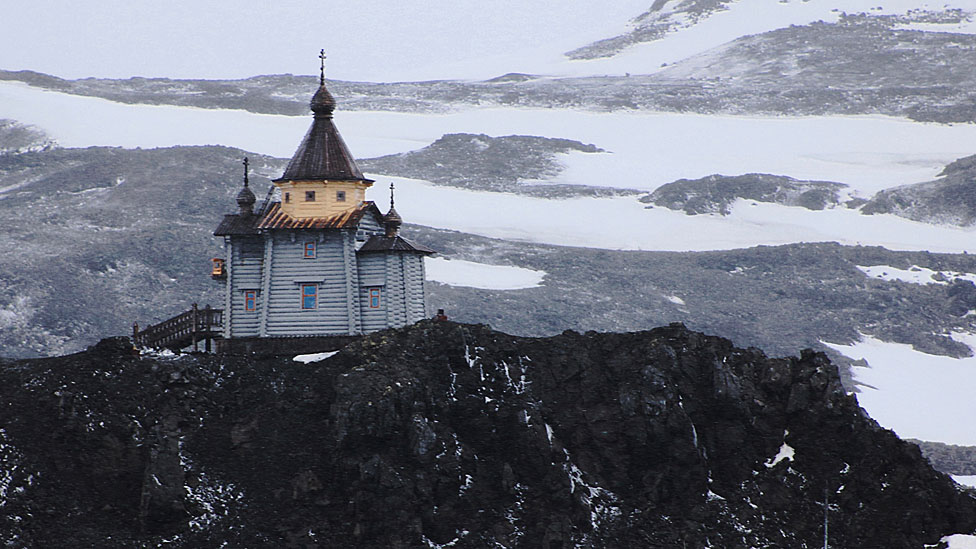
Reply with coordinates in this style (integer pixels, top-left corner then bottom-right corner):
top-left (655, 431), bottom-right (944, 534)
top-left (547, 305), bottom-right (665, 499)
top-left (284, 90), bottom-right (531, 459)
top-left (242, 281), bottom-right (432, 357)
top-left (424, 257), bottom-right (545, 290)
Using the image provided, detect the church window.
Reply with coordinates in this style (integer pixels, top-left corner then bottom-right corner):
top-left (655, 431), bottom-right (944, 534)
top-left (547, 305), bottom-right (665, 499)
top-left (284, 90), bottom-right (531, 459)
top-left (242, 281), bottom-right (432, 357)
top-left (336, 190), bottom-right (346, 202)
top-left (305, 190), bottom-right (316, 201)
top-left (303, 241), bottom-right (316, 259)
top-left (244, 290), bottom-right (256, 312)
top-left (369, 287), bottom-right (381, 309)
top-left (301, 284), bottom-right (318, 309)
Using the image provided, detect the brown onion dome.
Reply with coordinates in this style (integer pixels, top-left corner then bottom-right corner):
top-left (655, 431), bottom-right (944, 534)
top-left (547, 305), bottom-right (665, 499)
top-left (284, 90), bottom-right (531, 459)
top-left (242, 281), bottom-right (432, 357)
top-left (384, 206), bottom-right (403, 236)
top-left (310, 84), bottom-right (336, 117)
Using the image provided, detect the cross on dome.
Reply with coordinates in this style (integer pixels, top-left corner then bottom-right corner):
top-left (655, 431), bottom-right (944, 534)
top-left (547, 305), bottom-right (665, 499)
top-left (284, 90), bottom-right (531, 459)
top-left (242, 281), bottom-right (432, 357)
top-left (319, 49), bottom-right (327, 86)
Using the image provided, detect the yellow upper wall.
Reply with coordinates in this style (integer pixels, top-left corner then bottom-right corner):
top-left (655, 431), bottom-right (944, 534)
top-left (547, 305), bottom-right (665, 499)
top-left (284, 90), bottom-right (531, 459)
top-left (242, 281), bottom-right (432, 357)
top-left (275, 180), bottom-right (372, 219)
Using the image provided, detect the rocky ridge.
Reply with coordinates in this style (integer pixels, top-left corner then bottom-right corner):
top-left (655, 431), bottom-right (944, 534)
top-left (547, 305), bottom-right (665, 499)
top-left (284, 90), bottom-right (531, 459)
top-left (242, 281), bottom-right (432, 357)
top-left (0, 323), bottom-right (974, 547)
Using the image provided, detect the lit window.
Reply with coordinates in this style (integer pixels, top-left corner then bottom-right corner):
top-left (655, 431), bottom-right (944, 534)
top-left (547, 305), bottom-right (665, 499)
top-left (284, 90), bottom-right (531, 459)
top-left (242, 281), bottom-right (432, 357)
top-left (369, 287), bottom-right (381, 309)
top-left (284, 192), bottom-right (291, 203)
top-left (305, 190), bottom-right (316, 201)
top-left (302, 284), bottom-right (317, 309)
top-left (303, 241), bottom-right (316, 259)
top-left (336, 190), bottom-right (346, 202)
top-left (244, 290), bottom-right (256, 312)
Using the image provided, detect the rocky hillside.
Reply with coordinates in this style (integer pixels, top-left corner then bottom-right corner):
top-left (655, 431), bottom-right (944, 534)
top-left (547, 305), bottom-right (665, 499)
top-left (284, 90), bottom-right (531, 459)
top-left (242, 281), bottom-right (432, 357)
top-left (3, 11), bottom-right (976, 122)
top-left (863, 154), bottom-right (976, 226)
top-left (0, 322), bottom-right (973, 547)
top-left (358, 133), bottom-right (629, 198)
top-left (640, 173), bottom-right (847, 214)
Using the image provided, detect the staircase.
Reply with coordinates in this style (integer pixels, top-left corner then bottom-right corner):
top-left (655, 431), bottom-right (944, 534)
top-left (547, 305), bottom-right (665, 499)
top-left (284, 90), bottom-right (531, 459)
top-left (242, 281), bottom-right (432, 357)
top-left (133, 304), bottom-right (223, 351)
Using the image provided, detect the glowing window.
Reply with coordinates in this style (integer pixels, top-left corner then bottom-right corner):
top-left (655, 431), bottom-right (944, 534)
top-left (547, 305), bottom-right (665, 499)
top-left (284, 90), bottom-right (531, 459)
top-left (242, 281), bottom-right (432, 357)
top-left (369, 288), bottom-right (381, 309)
top-left (301, 284), bottom-right (317, 309)
top-left (244, 290), bottom-right (256, 312)
top-left (303, 241), bottom-right (316, 259)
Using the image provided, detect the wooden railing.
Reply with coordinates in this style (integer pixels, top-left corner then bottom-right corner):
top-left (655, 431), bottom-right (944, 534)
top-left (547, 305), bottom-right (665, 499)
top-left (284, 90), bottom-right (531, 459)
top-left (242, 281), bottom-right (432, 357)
top-left (133, 304), bottom-right (223, 352)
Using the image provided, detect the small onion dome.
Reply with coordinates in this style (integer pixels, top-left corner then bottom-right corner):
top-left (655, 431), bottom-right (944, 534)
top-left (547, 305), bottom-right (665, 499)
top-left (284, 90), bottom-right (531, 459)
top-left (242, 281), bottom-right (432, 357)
top-left (384, 206), bottom-right (403, 237)
top-left (310, 84), bottom-right (336, 117)
top-left (237, 185), bottom-right (256, 215)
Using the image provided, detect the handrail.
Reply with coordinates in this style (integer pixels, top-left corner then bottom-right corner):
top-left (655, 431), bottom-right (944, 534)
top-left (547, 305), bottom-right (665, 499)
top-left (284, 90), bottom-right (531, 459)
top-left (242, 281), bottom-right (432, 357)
top-left (133, 303), bottom-right (223, 351)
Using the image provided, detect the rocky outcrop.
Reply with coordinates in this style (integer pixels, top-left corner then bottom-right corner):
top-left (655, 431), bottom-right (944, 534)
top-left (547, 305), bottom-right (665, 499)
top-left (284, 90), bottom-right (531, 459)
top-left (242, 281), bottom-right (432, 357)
top-left (0, 323), bottom-right (973, 547)
top-left (641, 173), bottom-right (847, 215)
top-left (862, 154), bottom-right (976, 226)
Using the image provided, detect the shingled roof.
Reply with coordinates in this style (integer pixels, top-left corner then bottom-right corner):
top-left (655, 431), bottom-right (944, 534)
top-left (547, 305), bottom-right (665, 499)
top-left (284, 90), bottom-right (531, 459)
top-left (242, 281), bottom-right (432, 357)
top-left (357, 235), bottom-right (435, 255)
top-left (274, 82), bottom-right (371, 183)
top-left (215, 202), bottom-right (384, 235)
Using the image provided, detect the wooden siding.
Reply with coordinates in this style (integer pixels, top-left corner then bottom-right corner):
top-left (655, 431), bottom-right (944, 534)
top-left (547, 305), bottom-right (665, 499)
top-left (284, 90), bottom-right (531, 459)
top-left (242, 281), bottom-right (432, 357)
top-left (358, 254), bottom-right (387, 333)
top-left (355, 209), bottom-right (385, 249)
top-left (227, 236), bottom-right (264, 337)
top-left (404, 254), bottom-right (427, 323)
top-left (263, 230), bottom-right (355, 336)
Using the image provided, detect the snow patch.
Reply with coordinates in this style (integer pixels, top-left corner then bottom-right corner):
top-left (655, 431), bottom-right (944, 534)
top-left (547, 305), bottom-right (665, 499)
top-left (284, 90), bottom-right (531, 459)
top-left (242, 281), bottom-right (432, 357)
top-left (952, 475), bottom-right (976, 489)
top-left (942, 534), bottom-right (976, 549)
top-left (293, 351), bottom-right (339, 364)
top-left (857, 265), bottom-right (976, 286)
top-left (425, 257), bottom-right (545, 290)
top-left (824, 336), bottom-right (976, 446)
top-left (765, 431), bottom-right (795, 468)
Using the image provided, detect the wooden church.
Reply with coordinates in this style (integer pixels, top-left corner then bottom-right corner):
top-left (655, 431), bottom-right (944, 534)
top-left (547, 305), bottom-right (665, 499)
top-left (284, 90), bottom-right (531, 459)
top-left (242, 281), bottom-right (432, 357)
top-left (212, 59), bottom-right (433, 352)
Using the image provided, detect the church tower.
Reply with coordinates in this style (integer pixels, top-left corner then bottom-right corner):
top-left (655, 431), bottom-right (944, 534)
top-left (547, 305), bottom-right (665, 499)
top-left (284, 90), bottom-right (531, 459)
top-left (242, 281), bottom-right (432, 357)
top-left (213, 53), bottom-right (434, 351)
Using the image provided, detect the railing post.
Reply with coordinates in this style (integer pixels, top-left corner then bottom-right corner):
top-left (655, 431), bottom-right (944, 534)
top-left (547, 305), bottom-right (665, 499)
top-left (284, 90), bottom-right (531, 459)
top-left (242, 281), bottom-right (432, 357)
top-left (204, 304), bottom-right (213, 353)
top-left (191, 303), bottom-right (199, 352)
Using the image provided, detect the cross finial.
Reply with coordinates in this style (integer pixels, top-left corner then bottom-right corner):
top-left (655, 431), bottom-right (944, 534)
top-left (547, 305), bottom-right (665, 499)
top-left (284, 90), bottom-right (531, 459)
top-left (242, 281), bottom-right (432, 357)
top-left (389, 182), bottom-right (395, 208)
top-left (319, 49), bottom-right (327, 86)
top-left (243, 157), bottom-right (249, 187)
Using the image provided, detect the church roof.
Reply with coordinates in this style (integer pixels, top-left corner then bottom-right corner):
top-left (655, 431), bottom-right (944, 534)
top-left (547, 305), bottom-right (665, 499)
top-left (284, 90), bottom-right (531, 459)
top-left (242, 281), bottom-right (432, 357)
top-left (214, 201), bottom-right (384, 235)
top-left (256, 201), bottom-right (383, 230)
top-left (214, 213), bottom-right (260, 236)
top-left (357, 235), bottom-right (435, 255)
top-left (273, 83), bottom-right (371, 183)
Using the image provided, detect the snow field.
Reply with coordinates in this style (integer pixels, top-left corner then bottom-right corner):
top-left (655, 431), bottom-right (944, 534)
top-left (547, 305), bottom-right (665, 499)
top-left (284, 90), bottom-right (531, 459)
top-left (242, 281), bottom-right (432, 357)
top-left (373, 176), bottom-right (976, 253)
top-left (424, 257), bottom-right (545, 290)
top-left (824, 335), bottom-right (976, 446)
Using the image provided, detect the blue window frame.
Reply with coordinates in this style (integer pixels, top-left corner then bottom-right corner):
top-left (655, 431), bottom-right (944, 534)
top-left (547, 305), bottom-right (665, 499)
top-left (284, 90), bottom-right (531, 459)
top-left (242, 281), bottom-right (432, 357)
top-left (301, 284), bottom-right (317, 309)
top-left (244, 290), bottom-right (256, 312)
top-left (303, 241), bottom-right (316, 259)
top-left (369, 287), bottom-right (381, 309)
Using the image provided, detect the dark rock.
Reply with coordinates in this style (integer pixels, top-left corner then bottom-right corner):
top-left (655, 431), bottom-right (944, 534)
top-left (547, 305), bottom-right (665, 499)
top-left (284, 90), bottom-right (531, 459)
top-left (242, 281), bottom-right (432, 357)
top-left (0, 322), bottom-right (974, 547)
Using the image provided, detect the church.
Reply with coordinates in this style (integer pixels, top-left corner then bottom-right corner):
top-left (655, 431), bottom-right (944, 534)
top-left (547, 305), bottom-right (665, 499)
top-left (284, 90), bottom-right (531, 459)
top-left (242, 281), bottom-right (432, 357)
top-left (212, 57), bottom-right (434, 352)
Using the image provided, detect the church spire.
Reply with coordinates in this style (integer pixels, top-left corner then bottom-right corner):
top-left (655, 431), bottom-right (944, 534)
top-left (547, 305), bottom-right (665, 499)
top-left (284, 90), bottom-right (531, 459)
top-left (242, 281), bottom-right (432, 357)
top-left (274, 52), bottom-right (368, 183)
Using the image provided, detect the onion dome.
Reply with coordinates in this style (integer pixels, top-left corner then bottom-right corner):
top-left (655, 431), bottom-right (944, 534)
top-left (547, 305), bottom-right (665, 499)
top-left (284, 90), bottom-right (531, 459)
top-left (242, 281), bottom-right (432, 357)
top-left (237, 185), bottom-right (256, 214)
top-left (310, 84), bottom-right (336, 117)
top-left (384, 206), bottom-right (403, 237)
